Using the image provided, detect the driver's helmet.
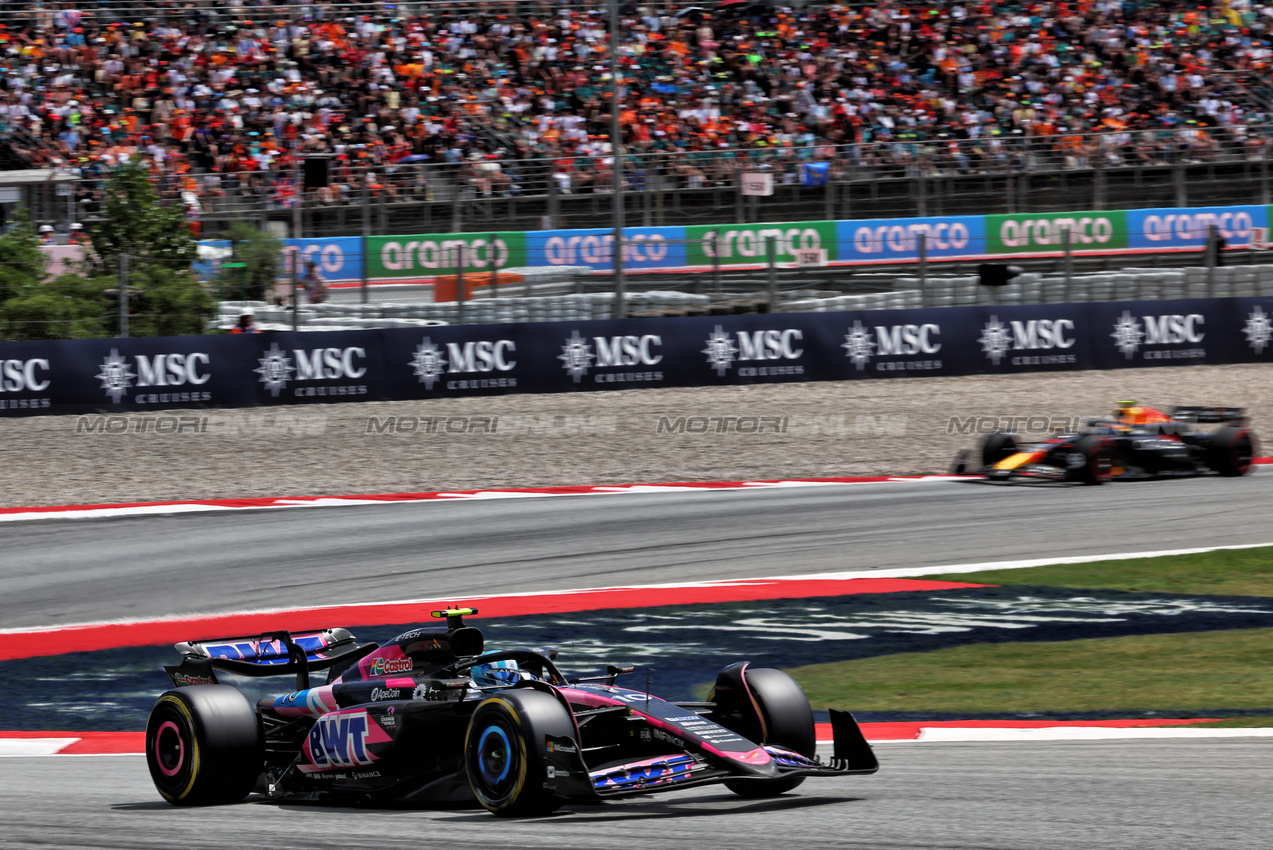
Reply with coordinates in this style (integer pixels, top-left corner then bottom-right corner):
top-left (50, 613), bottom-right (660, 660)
top-left (470, 659), bottom-right (524, 688)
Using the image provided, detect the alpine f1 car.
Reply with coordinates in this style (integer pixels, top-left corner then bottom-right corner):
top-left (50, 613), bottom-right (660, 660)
top-left (146, 608), bottom-right (878, 816)
top-left (951, 402), bottom-right (1257, 485)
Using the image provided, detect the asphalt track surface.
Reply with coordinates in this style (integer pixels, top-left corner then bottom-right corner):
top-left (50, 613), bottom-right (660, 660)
top-left (6, 739), bottom-right (1273, 850)
top-left (6, 474), bottom-right (1273, 847)
top-left (4, 473), bottom-right (1273, 629)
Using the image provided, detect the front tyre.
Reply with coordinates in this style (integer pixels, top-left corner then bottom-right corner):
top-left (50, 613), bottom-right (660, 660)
top-left (980, 432), bottom-right (1019, 468)
top-left (1073, 435), bottom-right (1116, 485)
top-left (721, 667), bottom-right (815, 798)
top-left (145, 685), bottom-right (263, 806)
top-left (465, 690), bottom-right (573, 817)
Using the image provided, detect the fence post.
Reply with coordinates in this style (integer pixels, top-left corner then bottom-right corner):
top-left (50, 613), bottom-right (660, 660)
top-left (916, 168), bottom-right (927, 217)
top-left (712, 232), bottom-right (722, 294)
top-left (1093, 153), bottom-right (1106, 210)
top-left (292, 156), bottom-right (302, 239)
top-left (118, 253), bottom-right (129, 338)
top-left (1174, 161), bottom-right (1187, 207)
top-left (918, 233), bottom-right (928, 307)
top-left (491, 233), bottom-right (501, 298)
top-left (457, 247), bottom-right (467, 325)
top-left (361, 176), bottom-right (371, 304)
top-left (824, 171), bottom-right (835, 221)
top-left (1264, 141), bottom-right (1271, 206)
top-left (766, 236), bottom-right (777, 312)
top-left (1063, 228), bottom-right (1073, 301)
top-left (1207, 224), bottom-right (1218, 298)
top-left (291, 252), bottom-right (300, 331)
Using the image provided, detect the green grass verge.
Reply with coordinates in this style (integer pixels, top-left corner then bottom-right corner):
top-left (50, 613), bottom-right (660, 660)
top-left (788, 627), bottom-right (1273, 715)
top-left (928, 545), bottom-right (1273, 597)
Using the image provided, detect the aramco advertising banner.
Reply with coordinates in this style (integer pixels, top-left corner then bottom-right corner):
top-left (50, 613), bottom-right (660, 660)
top-left (3, 297), bottom-right (1270, 416)
top-left (199, 203), bottom-right (1273, 282)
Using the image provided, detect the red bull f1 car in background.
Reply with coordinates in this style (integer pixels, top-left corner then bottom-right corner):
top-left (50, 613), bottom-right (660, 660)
top-left (146, 608), bottom-right (878, 816)
top-left (952, 403), bottom-right (1258, 484)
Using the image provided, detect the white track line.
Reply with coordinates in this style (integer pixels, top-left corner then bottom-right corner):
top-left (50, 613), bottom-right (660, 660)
top-left (4, 541), bottom-right (1272, 638)
top-left (0, 476), bottom-right (964, 523)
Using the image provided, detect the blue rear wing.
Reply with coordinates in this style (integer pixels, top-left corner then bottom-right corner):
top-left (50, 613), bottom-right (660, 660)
top-left (165, 628), bottom-right (377, 690)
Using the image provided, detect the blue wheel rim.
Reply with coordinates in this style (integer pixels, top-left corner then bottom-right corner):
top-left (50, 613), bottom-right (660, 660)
top-left (477, 725), bottom-right (512, 785)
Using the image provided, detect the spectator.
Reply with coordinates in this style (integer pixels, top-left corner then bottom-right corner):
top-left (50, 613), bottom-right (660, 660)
top-left (2, 0), bottom-right (1272, 211)
top-left (303, 260), bottom-right (327, 304)
top-left (229, 309), bottom-right (260, 334)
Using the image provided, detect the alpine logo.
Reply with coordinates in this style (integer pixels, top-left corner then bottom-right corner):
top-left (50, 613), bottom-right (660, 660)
top-left (369, 657), bottom-right (412, 676)
top-left (307, 711), bottom-right (374, 768)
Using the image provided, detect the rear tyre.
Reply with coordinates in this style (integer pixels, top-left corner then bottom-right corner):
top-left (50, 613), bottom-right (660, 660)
top-left (980, 432), bottom-right (1019, 468)
top-left (1073, 435), bottom-right (1116, 485)
top-left (1207, 426), bottom-right (1255, 476)
top-left (720, 668), bottom-right (815, 798)
top-left (145, 685), bottom-right (263, 806)
top-left (465, 690), bottom-right (572, 817)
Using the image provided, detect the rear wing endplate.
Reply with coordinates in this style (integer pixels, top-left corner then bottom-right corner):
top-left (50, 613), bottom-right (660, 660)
top-left (164, 628), bottom-right (377, 691)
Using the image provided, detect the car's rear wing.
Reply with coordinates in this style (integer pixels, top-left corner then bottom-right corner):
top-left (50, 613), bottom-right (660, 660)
top-left (164, 628), bottom-right (378, 691)
top-left (1171, 406), bottom-right (1247, 424)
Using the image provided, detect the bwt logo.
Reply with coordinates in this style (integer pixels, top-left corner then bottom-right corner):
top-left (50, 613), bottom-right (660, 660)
top-left (545, 233), bottom-right (668, 265)
top-left (307, 712), bottom-right (373, 768)
top-left (0, 358), bottom-right (51, 392)
top-left (379, 238), bottom-right (506, 271)
top-left (999, 217), bottom-right (1114, 248)
top-left (702, 227), bottom-right (822, 260)
top-left (852, 223), bottom-right (971, 254)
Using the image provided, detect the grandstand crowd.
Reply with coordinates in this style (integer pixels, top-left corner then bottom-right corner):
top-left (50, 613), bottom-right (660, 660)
top-left (3, 0), bottom-right (1273, 221)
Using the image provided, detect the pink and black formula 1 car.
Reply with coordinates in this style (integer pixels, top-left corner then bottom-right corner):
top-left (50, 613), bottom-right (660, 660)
top-left (952, 404), bottom-right (1258, 485)
top-left (146, 608), bottom-right (878, 816)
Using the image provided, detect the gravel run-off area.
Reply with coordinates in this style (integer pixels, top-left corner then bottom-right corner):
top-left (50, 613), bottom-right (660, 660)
top-left (3, 364), bottom-right (1270, 508)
